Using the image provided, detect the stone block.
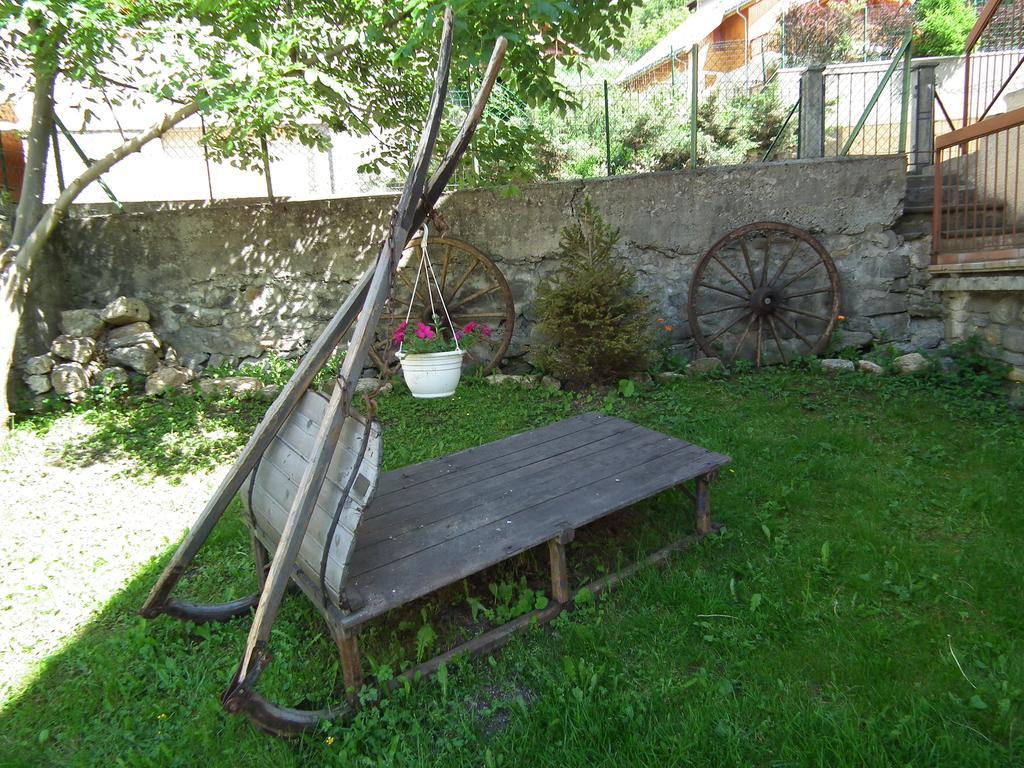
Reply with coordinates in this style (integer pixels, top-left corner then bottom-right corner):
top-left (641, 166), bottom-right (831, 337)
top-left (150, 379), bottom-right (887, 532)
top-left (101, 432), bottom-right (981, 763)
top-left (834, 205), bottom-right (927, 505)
top-left (23, 353), bottom-right (55, 375)
top-left (107, 345), bottom-right (159, 374)
top-left (51, 335), bottom-right (96, 364)
top-left (894, 352), bottom-right (929, 374)
top-left (100, 296), bottom-right (150, 326)
top-left (60, 308), bottom-right (105, 338)
top-left (1008, 367), bottom-right (1024, 384)
top-left (145, 366), bottom-right (193, 396)
top-left (821, 358), bottom-right (855, 372)
top-left (857, 359), bottom-right (885, 375)
top-left (24, 374), bottom-right (52, 395)
top-left (1003, 328), bottom-right (1024, 354)
top-left (51, 362), bottom-right (90, 395)
top-left (105, 321), bottom-right (160, 351)
top-left (98, 367), bottom-right (130, 389)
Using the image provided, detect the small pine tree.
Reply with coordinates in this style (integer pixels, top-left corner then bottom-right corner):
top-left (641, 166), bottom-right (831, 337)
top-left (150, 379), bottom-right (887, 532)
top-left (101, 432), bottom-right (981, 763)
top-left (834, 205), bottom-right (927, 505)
top-left (533, 197), bottom-right (653, 386)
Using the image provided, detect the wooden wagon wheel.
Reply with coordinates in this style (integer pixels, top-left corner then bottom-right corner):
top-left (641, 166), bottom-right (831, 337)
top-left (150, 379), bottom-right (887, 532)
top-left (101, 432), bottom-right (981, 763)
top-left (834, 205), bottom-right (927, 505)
top-left (687, 222), bottom-right (841, 367)
top-left (373, 236), bottom-right (515, 374)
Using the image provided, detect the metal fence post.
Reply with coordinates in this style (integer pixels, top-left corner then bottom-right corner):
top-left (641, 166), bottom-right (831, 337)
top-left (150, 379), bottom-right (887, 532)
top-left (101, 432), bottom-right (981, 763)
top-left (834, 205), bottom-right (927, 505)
top-left (670, 46), bottom-right (676, 89)
top-left (898, 39), bottom-right (913, 155)
top-left (910, 63), bottom-right (937, 169)
top-left (798, 66), bottom-right (825, 159)
top-left (603, 80), bottom-right (612, 177)
top-left (690, 44), bottom-right (699, 168)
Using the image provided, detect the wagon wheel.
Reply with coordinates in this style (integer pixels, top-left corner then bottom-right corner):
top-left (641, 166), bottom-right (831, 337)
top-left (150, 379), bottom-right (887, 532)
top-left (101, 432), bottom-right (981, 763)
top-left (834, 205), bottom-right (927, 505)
top-left (687, 222), bottom-right (841, 367)
top-left (373, 237), bottom-right (515, 374)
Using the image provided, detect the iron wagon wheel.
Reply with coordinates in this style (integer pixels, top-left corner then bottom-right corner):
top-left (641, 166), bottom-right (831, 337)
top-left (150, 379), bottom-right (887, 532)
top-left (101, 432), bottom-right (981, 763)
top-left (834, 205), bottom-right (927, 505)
top-left (372, 236), bottom-right (515, 374)
top-left (687, 222), bottom-right (841, 367)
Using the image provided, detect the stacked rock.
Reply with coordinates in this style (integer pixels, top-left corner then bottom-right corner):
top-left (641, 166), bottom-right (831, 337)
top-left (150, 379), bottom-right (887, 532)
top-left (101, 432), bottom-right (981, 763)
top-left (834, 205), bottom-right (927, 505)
top-left (20, 296), bottom-right (195, 401)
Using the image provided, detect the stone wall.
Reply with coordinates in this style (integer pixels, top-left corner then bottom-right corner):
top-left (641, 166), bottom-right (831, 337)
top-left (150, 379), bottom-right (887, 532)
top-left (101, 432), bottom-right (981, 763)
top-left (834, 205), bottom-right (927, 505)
top-left (931, 274), bottom-right (1024, 383)
top-left (24, 156), bottom-right (931, 374)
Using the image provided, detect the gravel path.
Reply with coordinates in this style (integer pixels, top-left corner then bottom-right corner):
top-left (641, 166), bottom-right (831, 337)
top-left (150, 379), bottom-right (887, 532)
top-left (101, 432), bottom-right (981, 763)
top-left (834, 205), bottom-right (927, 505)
top-left (0, 416), bottom-right (224, 706)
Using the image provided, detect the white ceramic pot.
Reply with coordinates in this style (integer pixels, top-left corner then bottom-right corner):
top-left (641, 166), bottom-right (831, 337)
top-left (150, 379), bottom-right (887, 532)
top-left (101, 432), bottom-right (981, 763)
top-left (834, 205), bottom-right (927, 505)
top-left (398, 350), bottom-right (464, 399)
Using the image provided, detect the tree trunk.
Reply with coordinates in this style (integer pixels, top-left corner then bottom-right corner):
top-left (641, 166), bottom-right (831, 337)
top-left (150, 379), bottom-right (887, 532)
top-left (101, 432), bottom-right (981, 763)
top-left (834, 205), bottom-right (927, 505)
top-left (0, 53), bottom-right (57, 435)
top-left (0, 97), bottom-right (200, 434)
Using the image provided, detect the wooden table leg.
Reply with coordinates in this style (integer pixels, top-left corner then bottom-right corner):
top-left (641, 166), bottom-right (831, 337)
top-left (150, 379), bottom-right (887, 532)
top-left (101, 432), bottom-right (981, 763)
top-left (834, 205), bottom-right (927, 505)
top-left (336, 632), bottom-right (363, 700)
top-left (695, 473), bottom-right (712, 535)
top-left (547, 531), bottom-right (574, 604)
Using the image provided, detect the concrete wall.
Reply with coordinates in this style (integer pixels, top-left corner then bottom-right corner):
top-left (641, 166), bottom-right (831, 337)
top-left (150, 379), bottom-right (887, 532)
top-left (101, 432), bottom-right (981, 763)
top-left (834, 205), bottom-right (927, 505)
top-left (31, 156), bottom-right (926, 372)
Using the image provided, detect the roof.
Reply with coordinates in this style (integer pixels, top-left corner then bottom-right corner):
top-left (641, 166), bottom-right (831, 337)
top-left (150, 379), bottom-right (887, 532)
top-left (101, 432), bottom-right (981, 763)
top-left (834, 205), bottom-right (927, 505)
top-left (617, 0), bottom-right (798, 84)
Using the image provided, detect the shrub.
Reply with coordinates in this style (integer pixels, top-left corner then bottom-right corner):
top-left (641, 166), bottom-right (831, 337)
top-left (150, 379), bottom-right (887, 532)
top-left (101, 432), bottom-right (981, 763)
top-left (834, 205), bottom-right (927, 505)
top-left (914, 0), bottom-right (976, 57)
top-left (532, 197), bottom-right (653, 386)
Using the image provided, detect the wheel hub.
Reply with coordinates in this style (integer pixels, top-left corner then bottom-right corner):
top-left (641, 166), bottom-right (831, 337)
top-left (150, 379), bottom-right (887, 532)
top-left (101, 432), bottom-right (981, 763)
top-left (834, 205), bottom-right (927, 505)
top-left (749, 286), bottom-right (780, 316)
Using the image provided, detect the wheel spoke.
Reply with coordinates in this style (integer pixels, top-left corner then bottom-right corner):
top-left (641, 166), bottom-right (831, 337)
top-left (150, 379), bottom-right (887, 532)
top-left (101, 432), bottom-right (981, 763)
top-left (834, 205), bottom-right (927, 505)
top-left (453, 312), bottom-right (508, 319)
top-left (706, 311), bottom-right (751, 346)
top-left (784, 286), bottom-right (831, 300)
top-left (778, 304), bottom-right (831, 323)
top-left (396, 269), bottom-right (429, 306)
top-left (711, 254), bottom-right (753, 294)
top-left (448, 283), bottom-right (499, 312)
top-left (438, 244), bottom-right (452, 292)
top-left (738, 239), bottom-right (759, 287)
top-left (780, 258), bottom-right (824, 290)
top-left (728, 313), bottom-right (757, 365)
top-left (774, 311), bottom-right (815, 350)
top-left (446, 260), bottom-right (479, 303)
top-left (697, 303), bottom-right (748, 317)
top-left (699, 282), bottom-right (750, 301)
top-left (767, 315), bottom-right (787, 364)
top-left (755, 316), bottom-right (763, 368)
top-left (760, 232), bottom-right (771, 287)
top-left (768, 238), bottom-right (802, 286)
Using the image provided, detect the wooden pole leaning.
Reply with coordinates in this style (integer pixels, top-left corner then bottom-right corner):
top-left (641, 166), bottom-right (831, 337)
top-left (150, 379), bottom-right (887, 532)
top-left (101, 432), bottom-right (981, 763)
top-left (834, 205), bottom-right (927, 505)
top-left (138, 8), bottom-right (508, 735)
top-left (139, 267), bottom-right (372, 620)
top-left (221, 6), bottom-right (455, 725)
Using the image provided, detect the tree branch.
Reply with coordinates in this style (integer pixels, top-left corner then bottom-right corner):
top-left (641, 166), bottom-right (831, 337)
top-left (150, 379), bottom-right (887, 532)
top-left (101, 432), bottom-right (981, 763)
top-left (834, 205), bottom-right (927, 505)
top-left (3, 99), bottom-right (200, 277)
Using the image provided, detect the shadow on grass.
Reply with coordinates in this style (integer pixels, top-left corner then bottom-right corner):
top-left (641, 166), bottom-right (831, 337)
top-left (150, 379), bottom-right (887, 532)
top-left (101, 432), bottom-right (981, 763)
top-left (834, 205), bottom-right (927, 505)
top-left (28, 389), bottom-right (267, 481)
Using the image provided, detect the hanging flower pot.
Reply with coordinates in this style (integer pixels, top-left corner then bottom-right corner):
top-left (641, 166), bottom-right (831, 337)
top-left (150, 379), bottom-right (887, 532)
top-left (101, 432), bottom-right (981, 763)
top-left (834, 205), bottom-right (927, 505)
top-left (390, 224), bottom-right (493, 399)
top-left (397, 349), bottom-right (465, 398)
top-left (392, 320), bottom-right (493, 399)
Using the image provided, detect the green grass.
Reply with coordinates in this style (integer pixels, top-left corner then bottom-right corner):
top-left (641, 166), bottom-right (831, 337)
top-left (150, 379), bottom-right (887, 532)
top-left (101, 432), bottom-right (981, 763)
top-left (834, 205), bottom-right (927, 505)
top-left (2, 371), bottom-right (1023, 766)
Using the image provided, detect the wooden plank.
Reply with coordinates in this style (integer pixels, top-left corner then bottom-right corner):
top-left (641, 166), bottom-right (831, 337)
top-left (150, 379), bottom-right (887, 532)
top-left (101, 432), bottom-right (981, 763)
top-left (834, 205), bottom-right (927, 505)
top-left (369, 416), bottom-right (639, 514)
top-left (359, 420), bottom-right (648, 542)
top-left (353, 429), bottom-right (693, 567)
top-left (342, 441), bottom-right (729, 626)
top-left (370, 412), bottom-right (610, 499)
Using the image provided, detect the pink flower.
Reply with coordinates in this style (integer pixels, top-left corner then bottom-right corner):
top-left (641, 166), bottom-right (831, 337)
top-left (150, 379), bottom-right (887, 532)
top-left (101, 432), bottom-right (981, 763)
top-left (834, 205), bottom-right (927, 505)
top-left (392, 321), bottom-right (409, 344)
top-left (415, 322), bottom-right (435, 340)
top-left (480, 324), bottom-right (492, 338)
top-left (462, 321), bottom-right (478, 335)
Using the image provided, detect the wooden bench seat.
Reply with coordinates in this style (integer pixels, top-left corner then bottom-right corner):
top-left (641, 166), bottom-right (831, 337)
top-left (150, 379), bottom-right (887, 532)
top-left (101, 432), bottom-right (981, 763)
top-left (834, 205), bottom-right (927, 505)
top-left (247, 403), bottom-right (730, 703)
top-left (336, 411), bottom-right (730, 630)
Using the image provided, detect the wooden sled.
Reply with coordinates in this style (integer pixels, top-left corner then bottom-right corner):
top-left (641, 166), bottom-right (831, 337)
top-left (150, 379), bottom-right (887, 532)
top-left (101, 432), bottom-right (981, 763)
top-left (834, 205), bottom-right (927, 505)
top-left (137, 11), bottom-right (730, 737)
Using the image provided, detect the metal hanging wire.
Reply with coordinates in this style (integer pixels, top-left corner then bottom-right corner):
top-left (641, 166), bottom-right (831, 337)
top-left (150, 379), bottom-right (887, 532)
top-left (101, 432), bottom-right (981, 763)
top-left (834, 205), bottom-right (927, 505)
top-left (397, 223), bottom-right (462, 355)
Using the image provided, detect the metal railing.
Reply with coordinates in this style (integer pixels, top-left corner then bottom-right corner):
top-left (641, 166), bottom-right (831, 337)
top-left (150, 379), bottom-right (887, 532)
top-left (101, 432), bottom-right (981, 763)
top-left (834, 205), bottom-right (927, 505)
top-left (933, 107), bottom-right (1024, 266)
top-left (964, 0), bottom-right (1024, 125)
top-left (932, 0), bottom-right (1024, 267)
